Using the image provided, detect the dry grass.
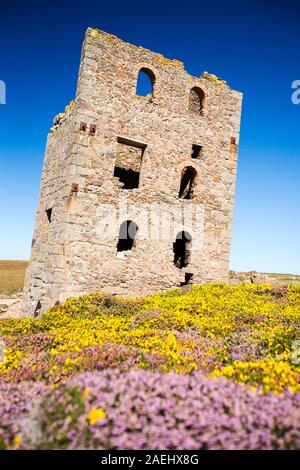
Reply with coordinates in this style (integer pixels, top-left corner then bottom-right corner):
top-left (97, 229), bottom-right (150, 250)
top-left (262, 273), bottom-right (300, 285)
top-left (0, 260), bottom-right (28, 297)
top-left (230, 270), bottom-right (300, 285)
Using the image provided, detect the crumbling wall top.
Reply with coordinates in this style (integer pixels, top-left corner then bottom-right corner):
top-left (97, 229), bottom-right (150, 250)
top-left (86, 27), bottom-right (237, 92)
top-left (87, 28), bottom-right (185, 70)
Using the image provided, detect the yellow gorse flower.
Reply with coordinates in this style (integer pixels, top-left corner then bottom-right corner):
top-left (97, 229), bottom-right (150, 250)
top-left (87, 407), bottom-right (106, 425)
top-left (1, 285), bottom-right (300, 394)
top-left (13, 436), bottom-right (22, 449)
top-left (83, 388), bottom-right (91, 398)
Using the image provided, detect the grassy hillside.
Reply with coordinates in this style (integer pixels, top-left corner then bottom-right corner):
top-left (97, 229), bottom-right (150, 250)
top-left (0, 261), bottom-right (28, 297)
top-left (0, 261), bottom-right (299, 299)
top-left (1, 284), bottom-right (300, 449)
top-left (263, 272), bottom-right (300, 285)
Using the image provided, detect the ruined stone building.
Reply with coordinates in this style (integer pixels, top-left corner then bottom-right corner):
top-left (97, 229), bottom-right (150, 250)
top-left (23, 28), bottom-right (243, 316)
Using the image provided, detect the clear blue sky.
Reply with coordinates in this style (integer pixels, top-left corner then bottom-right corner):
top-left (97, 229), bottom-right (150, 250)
top-left (0, 0), bottom-right (299, 274)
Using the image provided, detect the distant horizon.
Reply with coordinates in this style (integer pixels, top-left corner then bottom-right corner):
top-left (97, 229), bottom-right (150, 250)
top-left (0, 0), bottom-right (299, 274)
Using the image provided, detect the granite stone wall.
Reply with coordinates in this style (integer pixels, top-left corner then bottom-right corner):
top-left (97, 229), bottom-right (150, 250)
top-left (23, 28), bottom-right (243, 316)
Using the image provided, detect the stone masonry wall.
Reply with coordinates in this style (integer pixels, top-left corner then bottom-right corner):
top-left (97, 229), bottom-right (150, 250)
top-left (23, 28), bottom-right (243, 316)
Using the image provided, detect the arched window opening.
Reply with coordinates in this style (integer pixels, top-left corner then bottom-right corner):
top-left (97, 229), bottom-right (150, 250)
top-left (136, 68), bottom-right (155, 97)
top-left (173, 231), bottom-right (192, 269)
top-left (117, 220), bottom-right (138, 252)
top-left (189, 87), bottom-right (205, 115)
top-left (178, 166), bottom-right (197, 200)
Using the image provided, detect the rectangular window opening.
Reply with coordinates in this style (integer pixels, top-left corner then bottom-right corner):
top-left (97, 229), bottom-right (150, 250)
top-left (191, 144), bottom-right (203, 159)
top-left (114, 138), bottom-right (146, 189)
top-left (90, 124), bottom-right (96, 135)
top-left (46, 208), bottom-right (52, 223)
top-left (180, 272), bottom-right (194, 286)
